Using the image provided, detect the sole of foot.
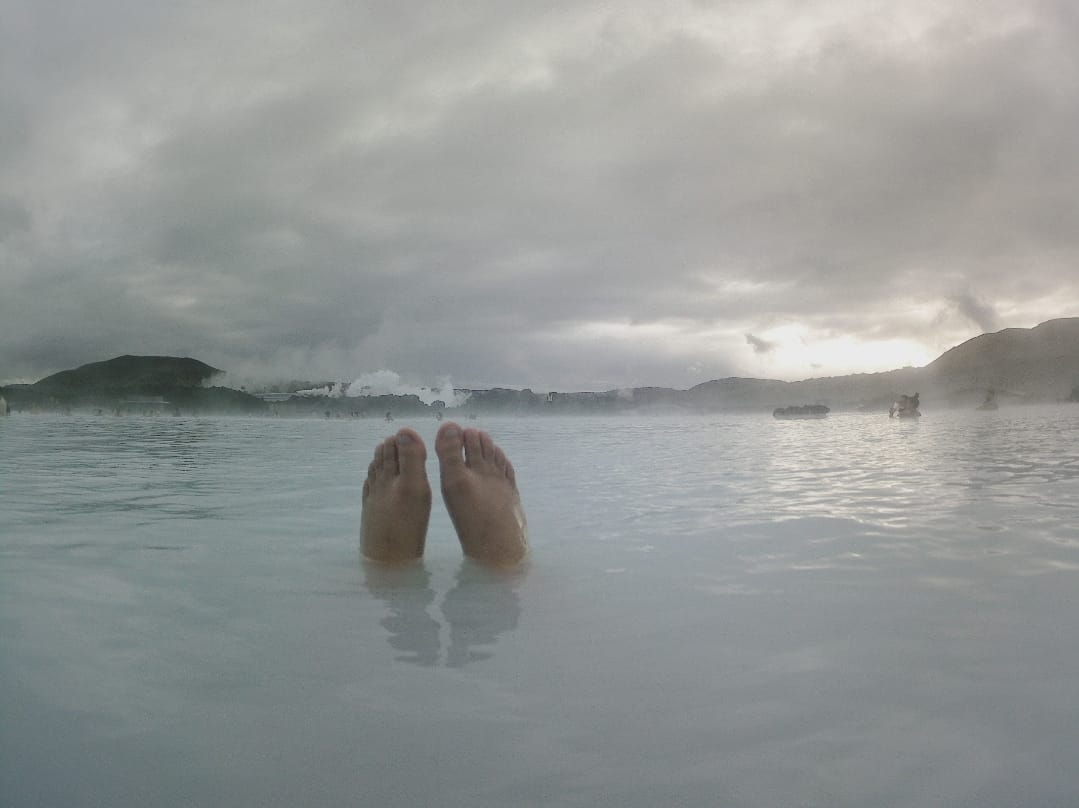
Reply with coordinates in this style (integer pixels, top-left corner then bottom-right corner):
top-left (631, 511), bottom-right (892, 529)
top-left (435, 421), bottom-right (528, 567)
top-left (360, 427), bottom-right (432, 564)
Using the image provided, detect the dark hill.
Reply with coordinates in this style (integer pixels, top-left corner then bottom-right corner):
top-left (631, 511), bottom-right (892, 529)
top-left (33, 355), bottom-right (222, 393)
top-left (924, 317), bottom-right (1079, 402)
top-left (14, 355), bottom-right (258, 413)
top-left (681, 318), bottom-right (1079, 412)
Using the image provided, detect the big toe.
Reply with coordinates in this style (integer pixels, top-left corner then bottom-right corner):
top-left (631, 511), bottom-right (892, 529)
top-left (435, 422), bottom-right (466, 470)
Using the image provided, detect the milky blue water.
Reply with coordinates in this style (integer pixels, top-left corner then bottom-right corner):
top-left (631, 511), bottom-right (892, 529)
top-left (3, 408), bottom-right (1079, 807)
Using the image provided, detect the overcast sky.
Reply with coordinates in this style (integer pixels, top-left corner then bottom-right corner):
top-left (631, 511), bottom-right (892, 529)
top-left (2, 0), bottom-right (1077, 390)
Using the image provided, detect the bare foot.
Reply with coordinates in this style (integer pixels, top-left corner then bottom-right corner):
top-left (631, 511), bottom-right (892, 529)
top-left (360, 428), bottom-right (432, 564)
top-left (435, 422), bottom-right (528, 567)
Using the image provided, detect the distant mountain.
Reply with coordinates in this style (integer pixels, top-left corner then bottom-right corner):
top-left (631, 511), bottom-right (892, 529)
top-left (33, 355), bottom-right (222, 392)
top-left (684, 318), bottom-right (1079, 412)
top-left (3, 319), bottom-right (1077, 415)
top-left (923, 317), bottom-right (1079, 404)
top-left (6, 355), bottom-right (264, 414)
top-left (681, 367), bottom-right (924, 413)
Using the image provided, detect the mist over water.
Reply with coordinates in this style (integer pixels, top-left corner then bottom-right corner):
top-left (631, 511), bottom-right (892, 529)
top-left (2, 408), bottom-right (1079, 807)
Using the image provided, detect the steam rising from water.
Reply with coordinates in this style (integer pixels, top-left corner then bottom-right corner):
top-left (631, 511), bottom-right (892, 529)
top-left (295, 383), bottom-right (348, 398)
top-left (297, 370), bottom-right (471, 407)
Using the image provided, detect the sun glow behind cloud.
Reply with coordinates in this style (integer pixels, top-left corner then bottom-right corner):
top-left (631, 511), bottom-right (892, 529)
top-left (741, 323), bottom-right (937, 379)
top-left (561, 318), bottom-right (938, 387)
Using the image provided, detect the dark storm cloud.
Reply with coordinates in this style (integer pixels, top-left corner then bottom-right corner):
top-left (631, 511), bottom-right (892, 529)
top-left (2, 0), bottom-right (1077, 386)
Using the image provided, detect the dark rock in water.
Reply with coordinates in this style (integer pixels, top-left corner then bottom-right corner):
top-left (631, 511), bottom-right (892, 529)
top-left (773, 404), bottom-right (830, 419)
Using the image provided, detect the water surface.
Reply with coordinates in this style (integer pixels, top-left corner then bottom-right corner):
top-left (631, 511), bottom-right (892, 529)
top-left (3, 408), bottom-right (1078, 807)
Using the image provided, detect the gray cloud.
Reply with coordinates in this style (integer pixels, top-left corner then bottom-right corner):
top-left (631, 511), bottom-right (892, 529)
top-left (950, 291), bottom-right (1002, 334)
top-left (745, 334), bottom-right (777, 355)
top-left (2, 0), bottom-right (1077, 387)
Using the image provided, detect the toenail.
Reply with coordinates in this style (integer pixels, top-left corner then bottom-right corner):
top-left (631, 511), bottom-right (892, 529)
top-left (442, 425), bottom-right (460, 438)
top-left (396, 432), bottom-right (412, 446)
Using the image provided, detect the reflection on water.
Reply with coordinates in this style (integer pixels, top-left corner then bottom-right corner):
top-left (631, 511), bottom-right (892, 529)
top-left (363, 564), bottom-right (441, 666)
top-left (363, 561), bottom-right (523, 667)
top-left (443, 563), bottom-right (523, 667)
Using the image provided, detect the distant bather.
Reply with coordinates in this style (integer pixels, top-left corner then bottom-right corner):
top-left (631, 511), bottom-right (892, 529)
top-left (889, 393), bottom-right (921, 418)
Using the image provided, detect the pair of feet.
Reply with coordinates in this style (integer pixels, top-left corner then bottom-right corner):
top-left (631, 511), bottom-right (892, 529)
top-left (361, 422), bottom-right (528, 567)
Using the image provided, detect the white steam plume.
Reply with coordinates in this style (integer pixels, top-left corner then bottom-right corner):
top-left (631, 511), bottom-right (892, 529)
top-left (295, 382), bottom-right (348, 398)
top-left (345, 370), bottom-right (471, 407)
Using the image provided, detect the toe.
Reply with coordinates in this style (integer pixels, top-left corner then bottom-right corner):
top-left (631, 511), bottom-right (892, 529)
top-left (463, 428), bottom-right (483, 468)
top-left (479, 431), bottom-right (496, 463)
top-left (382, 436), bottom-right (399, 475)
top-left (492, 445), bottom-right (517, 486)
top-left (435, 422), bottom-right (466, 469)
top-left (394, 428), bottom-right (427, 477)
